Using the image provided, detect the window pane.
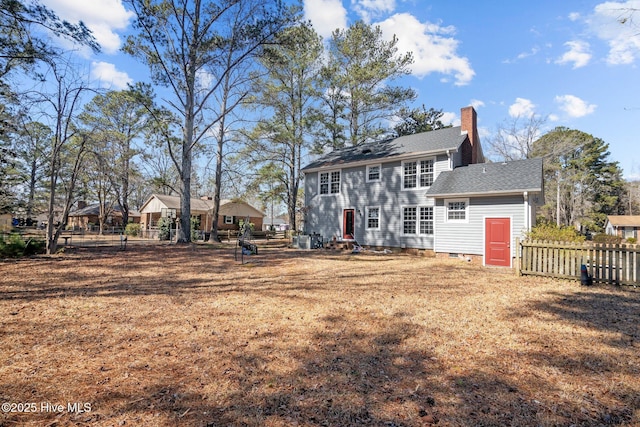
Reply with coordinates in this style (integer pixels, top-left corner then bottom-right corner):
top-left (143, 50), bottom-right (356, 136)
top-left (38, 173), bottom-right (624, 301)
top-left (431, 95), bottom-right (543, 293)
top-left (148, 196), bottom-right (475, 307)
top-left (447, 201), bottom-right (466, 220)
top-left (368, 165), bottom-right (380, 181)
top-left (420, 160), bottom-right (434, 187)
top-left (320, 173), bottom-right (329, 194)
top-left (403, 207), bottom-right (416, 234)
top-left (367, 207), bottom-right (379, 229)
top-left (420, 207), bottom-right (433, 234)
top-left (404, 162), bottom-right (417, 189)
top-left (330, 171), bottom-right (340, 194)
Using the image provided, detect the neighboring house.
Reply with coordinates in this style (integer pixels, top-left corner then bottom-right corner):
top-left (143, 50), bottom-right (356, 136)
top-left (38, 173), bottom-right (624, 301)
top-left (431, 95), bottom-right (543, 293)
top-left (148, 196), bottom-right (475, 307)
top-left (139, 194), bottom-right (264, 232)
top-left (605, 215), bottom-right (640, 240)
top-left (262, 217), bottom-right (289, 231)
top-left (301, 106), bottom-right (544, 266)
top-left (67, 202), bottom-right (141, 229)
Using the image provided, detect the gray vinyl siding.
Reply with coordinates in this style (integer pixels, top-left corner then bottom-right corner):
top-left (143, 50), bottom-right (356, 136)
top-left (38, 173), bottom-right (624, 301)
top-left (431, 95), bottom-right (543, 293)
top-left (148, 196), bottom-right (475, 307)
top-left (304, 155), bottom-right (453, 249)
top-left (433, 195), bottom-right (527, 256)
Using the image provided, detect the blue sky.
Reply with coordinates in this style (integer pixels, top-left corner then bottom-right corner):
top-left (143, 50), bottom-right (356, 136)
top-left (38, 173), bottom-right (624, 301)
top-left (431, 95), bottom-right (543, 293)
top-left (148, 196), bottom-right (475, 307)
top-left (40, 0), bottom-right (640, 179)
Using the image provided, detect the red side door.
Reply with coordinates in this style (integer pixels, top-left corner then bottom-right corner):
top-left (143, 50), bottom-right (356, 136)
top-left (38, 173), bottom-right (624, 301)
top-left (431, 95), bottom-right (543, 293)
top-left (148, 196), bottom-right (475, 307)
top-left (485, 218), bottom-right (511, 267)
top-left (343, 209), bottom-right (355, 240)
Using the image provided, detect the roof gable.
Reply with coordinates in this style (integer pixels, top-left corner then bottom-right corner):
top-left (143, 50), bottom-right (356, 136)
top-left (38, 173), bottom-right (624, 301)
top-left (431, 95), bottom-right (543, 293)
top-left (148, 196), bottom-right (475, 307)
top-left (425, 158), bottom-right (543, 197)
top-left (302, 126), bottom-right (467, 171)
top-left (606, 215), bottom-right (640, 227)
top-left (139, 194), bottom-right (264, 217)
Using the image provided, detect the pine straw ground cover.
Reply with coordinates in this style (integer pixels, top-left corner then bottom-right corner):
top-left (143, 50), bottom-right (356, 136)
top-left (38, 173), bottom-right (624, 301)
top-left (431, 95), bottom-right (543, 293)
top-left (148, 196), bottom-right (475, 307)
top-left (0, 244), bottom-right (639, 427)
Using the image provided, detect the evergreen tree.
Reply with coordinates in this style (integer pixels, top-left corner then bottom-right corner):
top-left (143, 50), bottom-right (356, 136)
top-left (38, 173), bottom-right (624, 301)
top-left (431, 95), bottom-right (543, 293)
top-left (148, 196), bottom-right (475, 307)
top-left (317, 20), bottom-right (415, 150)
top-left (533, 127), bottom-right (626, 231)
top-left (394, 105), bottom-right (451, 136)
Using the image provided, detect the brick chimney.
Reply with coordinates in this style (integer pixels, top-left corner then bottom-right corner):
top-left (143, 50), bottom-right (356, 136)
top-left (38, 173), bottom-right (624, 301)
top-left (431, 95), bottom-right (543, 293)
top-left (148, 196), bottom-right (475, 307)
top-left (77, 200), bottom-right (87, 209)
top-left (460, 106), bottom-right (484, 165)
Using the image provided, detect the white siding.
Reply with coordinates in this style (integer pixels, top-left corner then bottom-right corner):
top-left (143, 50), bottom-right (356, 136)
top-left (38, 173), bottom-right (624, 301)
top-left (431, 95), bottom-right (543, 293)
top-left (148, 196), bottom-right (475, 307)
top-left (434, 195), bottom-right (528, 256)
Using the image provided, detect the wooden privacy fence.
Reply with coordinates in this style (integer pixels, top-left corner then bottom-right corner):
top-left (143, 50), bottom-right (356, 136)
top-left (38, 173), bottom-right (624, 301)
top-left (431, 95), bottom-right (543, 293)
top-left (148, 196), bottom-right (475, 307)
top-left (516, 239), bottom-right (640, 285)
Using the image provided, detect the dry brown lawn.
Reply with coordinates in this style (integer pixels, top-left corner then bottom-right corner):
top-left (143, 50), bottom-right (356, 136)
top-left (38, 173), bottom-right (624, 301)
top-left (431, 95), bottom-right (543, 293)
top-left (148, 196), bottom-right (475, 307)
top-left (0, 243), bottom-right (639, 426)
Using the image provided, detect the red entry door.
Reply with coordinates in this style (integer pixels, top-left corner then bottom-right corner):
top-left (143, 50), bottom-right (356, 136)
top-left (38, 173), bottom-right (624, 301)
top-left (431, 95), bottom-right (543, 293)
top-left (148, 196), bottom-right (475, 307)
top-left (343, 209), bottom-right (355, 240)
top-left (485, 218), bottom-right (511, 267)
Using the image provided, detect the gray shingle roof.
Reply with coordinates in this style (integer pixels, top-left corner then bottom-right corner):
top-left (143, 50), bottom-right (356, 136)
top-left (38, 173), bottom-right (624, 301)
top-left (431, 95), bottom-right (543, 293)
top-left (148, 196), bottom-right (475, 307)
top-left (425, 158), bottom-right (543, 197)
top-left (302, 126), bottom-right (467, 171)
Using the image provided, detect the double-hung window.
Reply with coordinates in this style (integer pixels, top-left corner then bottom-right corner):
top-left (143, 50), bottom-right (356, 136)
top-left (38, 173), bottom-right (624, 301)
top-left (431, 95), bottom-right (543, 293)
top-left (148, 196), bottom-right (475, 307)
top-left (419, 207), bottom-right (434, 234)
top-left (403, 206), bottom-right (433, 235)
top-left (367, 164), bottom-right (381, 182)
top-left (366, 206), bottom-right (380, 229)
top-left (403, 162), bottom-right (417, 189)
top-left (403, 158), bottom-right (434, 189)
top-left (403, 207), bottom-right (417, 234)
top-left (446, 199), bottom-right (468, 222)
top-left (319, 170), bottom-right (341, 195)
top-left (420, 159), bottom-right (434, 187)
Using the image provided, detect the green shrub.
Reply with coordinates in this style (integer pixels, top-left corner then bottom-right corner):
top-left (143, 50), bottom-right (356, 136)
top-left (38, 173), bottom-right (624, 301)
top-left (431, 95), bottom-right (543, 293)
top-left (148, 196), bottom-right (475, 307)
top-left (125, 223), bottom-right (141, 237)
top-left (0, 233), bottom-right (45, 257)
top-left (527, 223), bottom-right (585, 243)
top-left (626, 237), bottom-right (637, 244)
top-left (157, 217), bottom-right (172, 241)
top-left (592, 233), bottom-right (623, 244)
top-left (190, 216), bottom-right (201, 242)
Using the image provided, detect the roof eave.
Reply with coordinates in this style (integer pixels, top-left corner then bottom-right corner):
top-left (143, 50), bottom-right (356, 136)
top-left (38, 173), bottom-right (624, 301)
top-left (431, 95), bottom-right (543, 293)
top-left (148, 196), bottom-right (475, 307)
top-left (302, 147), bottom-right (460, 173)
top-left (426, 188), bottom-right (542, 198)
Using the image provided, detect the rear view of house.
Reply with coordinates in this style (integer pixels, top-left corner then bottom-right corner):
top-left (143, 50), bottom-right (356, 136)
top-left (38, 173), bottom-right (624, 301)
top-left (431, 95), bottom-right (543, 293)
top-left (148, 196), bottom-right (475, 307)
top-left (302, 106), bottom-right (544, 266)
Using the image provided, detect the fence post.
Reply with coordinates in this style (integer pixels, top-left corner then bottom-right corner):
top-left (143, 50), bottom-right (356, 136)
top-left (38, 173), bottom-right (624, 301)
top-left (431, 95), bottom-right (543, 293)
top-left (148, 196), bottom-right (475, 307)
top-left (515, 237), bottom-right (521, 276)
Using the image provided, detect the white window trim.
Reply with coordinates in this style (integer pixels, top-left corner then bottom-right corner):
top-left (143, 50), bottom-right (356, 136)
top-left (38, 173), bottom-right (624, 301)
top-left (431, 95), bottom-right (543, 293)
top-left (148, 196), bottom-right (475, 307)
top-left (366, 164), bottom-right (382, 183)
top-left (402, 205), bottom-right (417, 235)
top-left (419, 206), bottom-right (434, 235)
top-left (318, 169), bottom-right (341, 195)
top-left (445, 198), bottom-right (470, 223)
top-left (224, 215), bottom-right (233, 224)
top-left (402, 205), bottom-right (435, 235)
top-left (365, 206), bottom-right (381, 230)
top-left (402, 157), bottom-right (435, 191)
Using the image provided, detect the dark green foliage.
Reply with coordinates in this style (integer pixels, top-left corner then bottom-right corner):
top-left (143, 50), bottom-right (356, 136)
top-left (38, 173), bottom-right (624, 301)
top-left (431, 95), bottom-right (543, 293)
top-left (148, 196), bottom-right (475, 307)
top-left (190, 216), bottom-right (200, 242)
top-left (0, 233), bottom-right (45, 257)
top-left (394, 105), bottom-right (452, 137)
top-left (0, 0), bottom-right (99, 80)
top-left (533, 127), bottom-right (627, 231)
top-left (157, 217), bottom-right (171, 241)
top-left (317, 20), bottom-right (415, 150)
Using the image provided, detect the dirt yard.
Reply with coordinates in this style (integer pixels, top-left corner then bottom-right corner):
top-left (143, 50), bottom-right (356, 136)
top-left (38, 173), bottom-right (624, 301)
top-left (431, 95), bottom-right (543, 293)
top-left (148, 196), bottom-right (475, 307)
top-left (0, 243), bottom-right (638, 426)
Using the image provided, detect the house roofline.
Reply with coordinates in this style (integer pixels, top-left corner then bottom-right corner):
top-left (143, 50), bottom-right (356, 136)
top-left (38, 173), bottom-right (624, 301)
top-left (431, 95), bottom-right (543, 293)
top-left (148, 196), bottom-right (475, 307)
top-left (426, 188), bottom-right (542, 198)
top-left (302, 148), bottom-right (460, 173)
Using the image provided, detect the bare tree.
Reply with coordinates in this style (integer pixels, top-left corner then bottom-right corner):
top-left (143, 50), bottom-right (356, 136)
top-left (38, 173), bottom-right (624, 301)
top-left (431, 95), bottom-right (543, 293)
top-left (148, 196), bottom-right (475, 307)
top-left (29, 60), bottom-right (93, 253)
top-left (486, 114), bottom-right (547, 161)
top-left (123, 0), bottom-right (297, 243)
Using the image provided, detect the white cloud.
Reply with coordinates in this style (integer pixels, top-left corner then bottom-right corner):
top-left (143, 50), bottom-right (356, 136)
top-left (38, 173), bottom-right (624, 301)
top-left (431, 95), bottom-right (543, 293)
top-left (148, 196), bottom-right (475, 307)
top-left (304, 0), bottom-right (348, 40)
top-left (470, 99), bottom-right (485, 109)
top-left (440, 111), bottom-right (458, 126)
top-left (376, 13), bottom-right (475, 86)
top-left (554, 94), bottom-right (597, 117)
top-left (40, 0), bottom-right (133, 54)
top-left (91, 61), bottom-right (132, 90)
top-left (589, 1), bottom-right (640, 65)
top-left (509, 98), bottom-right (536, 118)
top-left (568, 12), bottom-right (581, 21)
top-left (352, 0), bottom-right (395, 23)
top-left (556, 40), bottom-right (592, 68)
